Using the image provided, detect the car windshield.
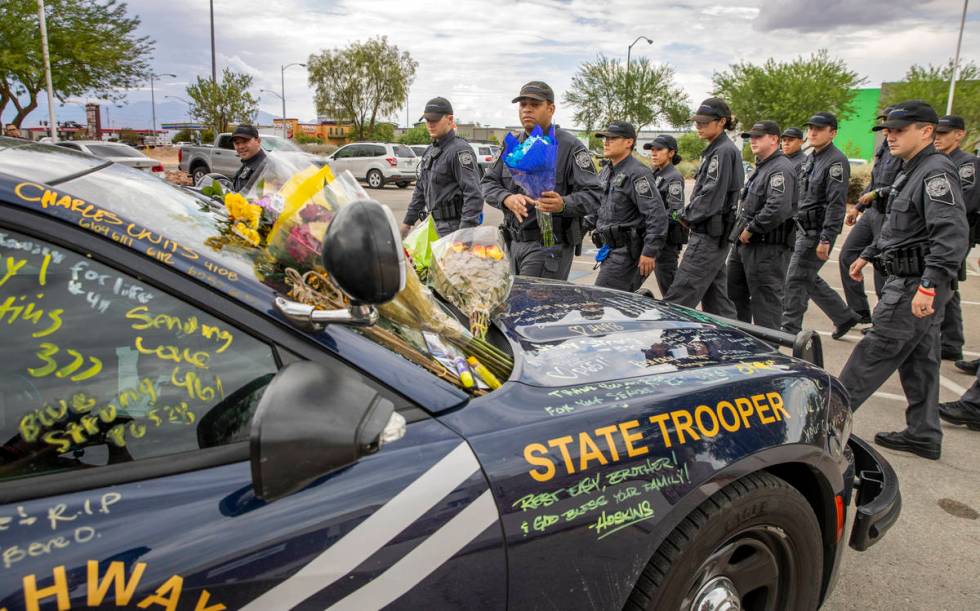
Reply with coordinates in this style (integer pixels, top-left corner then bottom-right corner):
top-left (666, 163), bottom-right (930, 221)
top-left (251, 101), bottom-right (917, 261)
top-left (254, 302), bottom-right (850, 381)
top-left (0, 137), bottom-right (108, 183)
top-left (393, 145), bottom-right (416, 158)
top-left (261, 137), bottom-right (303, 152)
top-left (85, 143), bottom-right (144, 158)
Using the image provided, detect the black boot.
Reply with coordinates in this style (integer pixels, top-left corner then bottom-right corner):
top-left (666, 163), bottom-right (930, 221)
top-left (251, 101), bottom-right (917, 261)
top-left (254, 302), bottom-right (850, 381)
top-left (873, 430), bottom-right (941, 460)
top-left (954, 358), bottom-right (980, 375)
top-left (939, 401), bottom-right (980, 431)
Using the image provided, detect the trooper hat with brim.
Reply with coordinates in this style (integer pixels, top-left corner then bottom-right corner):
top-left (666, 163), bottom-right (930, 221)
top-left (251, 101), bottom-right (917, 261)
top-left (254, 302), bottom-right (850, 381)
top-left (741, 120), bottom-right (780, 139)
top-left (419, 96), bottom-right (453, 122)
top-left (690, 97), bottom-right (731, 122)
top-left (595, 121), bottom-right (636, 140)
top-left (936, 115), bottom-right (966, 133)
top-left (643, 134), bottom-right (679, 151)
top-left (231, 125), bottom-right (260, 140)
top-left (511, 81), bottom-right (555, 103)
top-left (805, 112), bottom-right (838, 130)
top-left (872, 100), bottom-right (939, 131)
top-left (781, 127), bottom-right (804, 139)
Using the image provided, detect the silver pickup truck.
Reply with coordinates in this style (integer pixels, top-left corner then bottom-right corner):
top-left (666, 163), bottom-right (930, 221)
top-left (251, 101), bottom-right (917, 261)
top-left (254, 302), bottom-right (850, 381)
top-left (179, 133), bottom-right (325, 183)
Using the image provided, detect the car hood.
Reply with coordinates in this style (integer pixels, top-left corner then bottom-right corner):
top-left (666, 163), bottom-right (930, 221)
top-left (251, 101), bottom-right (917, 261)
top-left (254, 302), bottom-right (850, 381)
top-left (496, 277), bottom-right (777, 388)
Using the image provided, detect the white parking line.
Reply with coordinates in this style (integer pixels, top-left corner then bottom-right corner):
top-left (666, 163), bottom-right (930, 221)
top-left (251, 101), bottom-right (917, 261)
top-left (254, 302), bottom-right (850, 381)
top-left (873, 391), bottom-right (906, 402)
top-left (940, 375), bottom-right (968, 396)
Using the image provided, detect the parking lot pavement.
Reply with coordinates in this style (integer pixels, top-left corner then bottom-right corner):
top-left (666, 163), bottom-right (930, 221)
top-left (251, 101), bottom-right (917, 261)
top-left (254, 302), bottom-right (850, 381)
top-left (383, 186), bottom-right (980, 609)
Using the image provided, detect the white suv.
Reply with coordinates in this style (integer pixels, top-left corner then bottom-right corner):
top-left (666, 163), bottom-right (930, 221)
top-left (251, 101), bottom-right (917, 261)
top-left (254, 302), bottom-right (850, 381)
top-left (326, 142), bottom-right (418, 189)
top-left (469, 142), bottom-right (501, 176)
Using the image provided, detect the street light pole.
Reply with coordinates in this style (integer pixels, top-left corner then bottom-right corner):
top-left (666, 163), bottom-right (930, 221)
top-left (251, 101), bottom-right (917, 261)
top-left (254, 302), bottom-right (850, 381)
top-left (947, 0), bottom-right (969, 114)
top-left (165, 95), bottom-right (192, 122)
top-left (280, 63), bottom-right (306, 139)
top-left (259, 88), bottom-right (283, 135)
top-left (210, 0), bottom-right (217, 83)
top-left (625, 36), bottom-right (654, 121)
top-left (37, 0), bottom-right (57, 141)
top-left (149, 73), bottom-right (177, 133)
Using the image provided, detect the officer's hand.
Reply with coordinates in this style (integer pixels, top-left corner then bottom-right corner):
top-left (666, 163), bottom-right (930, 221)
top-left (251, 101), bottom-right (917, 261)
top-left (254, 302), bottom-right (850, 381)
top-left (858, 192), bottom-right (875, 206)
top-left (911, 290), bottom-right (935, 318)
top-left (816, 241), bottom-right (831, 261)
top-left (536, 191), bottom-right (565, 214)
top-left (400, 223), bottom-right (413, 239)
top-left (503, 194), bottom-right (533, 222)
top-left (845, 208), bottom-right (860, 226)
top-left (739, 229), bottom-right (752, 244)
top-left (849, 257), bottom-right (868, 282)
top-left (638, 256), bottom-right (656, 277)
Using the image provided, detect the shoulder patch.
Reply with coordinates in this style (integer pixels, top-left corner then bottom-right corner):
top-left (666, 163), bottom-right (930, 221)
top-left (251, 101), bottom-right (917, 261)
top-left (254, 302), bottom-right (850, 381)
top-left (669, 181), bottom-right (683, 197)
top-left (960, 162), bottom-right (975, 186)
top-left (829, 161), bottom-right (844, 182)
top-left (635, 176), bottom-right (652, 196)
top-left (707, 155), bottom-right (719, 179)
top-left (575, 150), bottom-right (595, 172)
top-left (769, 171), bottom-right (785, 194)
top-left (925, 173), bottom-right (955, 205)
top-left (457, 150), bottom-right (476, 169)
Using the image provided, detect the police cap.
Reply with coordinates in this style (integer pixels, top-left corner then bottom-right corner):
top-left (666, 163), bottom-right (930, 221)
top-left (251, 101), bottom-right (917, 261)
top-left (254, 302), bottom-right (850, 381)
top-left (595, 121), bottom-right (636, 140)
top-left (805, 112), bottom-right (838, 130)
top-left (419, 97), bottom-right (453, 122)
top-left (936, 115), bottom-right (966, 133)
top-left (512, 81), bottom-right (555, 104)
top-left (781, 127), bottom-right (804, 139)
top-left (741, 120), bottom-right (781, 139)
top-left (643, 134), bottom-right (679, 151)
top-left (872, 100), bottom-right (939, 131)
top-left (690, 97), bottom-right (731, 122)
top-left (231, 125), bottom-right (259, 140)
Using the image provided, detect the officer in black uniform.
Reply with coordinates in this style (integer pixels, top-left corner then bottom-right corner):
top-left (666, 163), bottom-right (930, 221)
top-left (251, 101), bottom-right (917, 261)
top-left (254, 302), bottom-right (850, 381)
top-left (664, 98), bottom-right (742, 318)
top-left (839, 108), bottom-right (901, 325)
top-left (935, 115), bottom-right (980, 361)
top-left (780, 127), bottom-right (806, 172)
top-left (401, 97), bottom-right (484, 238)
top-left (230, 125), bottom-right (268, 193)
top-left (840, 101), bottom-right (969, 460)
top-left (644, 135), bottom-right (687, 296)
top-left (590, 121), bottom-right (668, 291)
top-left (781, 112), bottom-right (862, 338)
top-left (482, 81), bottom-right (601, 279)
top-left (727, 121), bottom-right (799, 329)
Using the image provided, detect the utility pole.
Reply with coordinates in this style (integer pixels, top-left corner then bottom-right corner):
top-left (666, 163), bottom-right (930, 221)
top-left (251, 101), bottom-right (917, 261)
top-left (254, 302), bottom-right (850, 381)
top-left (947, 0), bottom-right (969, 114)
top-left (150, 73), bottom-right (177, 133)
top-left (626, 36), bottom-right (653, 121)
top-left (281, 63), bottom-right (306, 139)
top-left (37, 0), bottom-right (57, 141)
top-left (210, 0), bottom-right (217, 83)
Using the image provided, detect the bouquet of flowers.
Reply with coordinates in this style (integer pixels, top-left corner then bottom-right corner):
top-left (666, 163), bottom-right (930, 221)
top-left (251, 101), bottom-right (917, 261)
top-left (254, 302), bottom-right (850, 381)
top-left (403, 216), bottom-right (439, 281)
top-left (430, 227), bottom-right (513, 340)
top-left (502, 124), bottom-right (559, 246)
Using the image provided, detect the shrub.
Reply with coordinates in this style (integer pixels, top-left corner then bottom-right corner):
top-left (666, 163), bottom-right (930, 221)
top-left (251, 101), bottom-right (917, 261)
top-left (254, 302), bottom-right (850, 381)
top-left (294, 133), bottom-right (323, 144)
top-left (677, 160), bottom-right (699, 179)
top-left (301, 143), bottom-right (338, 156)
top-left (172, 129), bottom-right (196, 143)
top-left (848, 164), bottom-right (872, 205)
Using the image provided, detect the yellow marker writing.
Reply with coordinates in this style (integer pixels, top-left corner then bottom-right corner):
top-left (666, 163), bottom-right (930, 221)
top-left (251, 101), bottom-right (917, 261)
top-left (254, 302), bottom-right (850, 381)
top-left (468, 356), bottom-right (502, 390)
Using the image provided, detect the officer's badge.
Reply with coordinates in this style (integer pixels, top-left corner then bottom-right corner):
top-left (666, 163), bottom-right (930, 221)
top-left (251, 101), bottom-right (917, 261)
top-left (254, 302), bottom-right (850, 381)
top-left (669, 182), bottom-right (682, 197)
top-left (770, 172), bottom-right (785, 194)
top-left (960, 163), bottom-right (975, 187)
top-left (612, 173), bottom-right (627, 188)
top-left (925, 174), bottom-right (955, 205)
top-left (575, 150), bottom-right (595, 173)
top-left (829, 162), bottom-right (844, 182)
top-left (635, 176), bottom-right (652, 196)
top-left (707, 155), bottom-right (719, 179)
top-left (457, 151), bottom-right (475, 169)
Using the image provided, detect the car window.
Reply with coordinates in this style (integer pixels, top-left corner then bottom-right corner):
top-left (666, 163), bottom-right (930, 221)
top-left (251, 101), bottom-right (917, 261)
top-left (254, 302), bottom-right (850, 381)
top-left (84, 143), bottom-right (143, 158)
top-left (332, 146), bottom-right (351, 159)
top-left (216, 135), bottom-right (234, 150)
top-left (364, 145), bottom-right (384, 157)
top-left (0, 228), bottom-right (280, 482)
top-left (393, 145), bottom-right (415, 158)
top-left (478, 147), bottom-right (491, 156)
top-left (0, 138), bottom-right (107, 184)
top-left (55, 143), bottom-right (82, 152)
top-left (261, 137), bottom-right (302, 152)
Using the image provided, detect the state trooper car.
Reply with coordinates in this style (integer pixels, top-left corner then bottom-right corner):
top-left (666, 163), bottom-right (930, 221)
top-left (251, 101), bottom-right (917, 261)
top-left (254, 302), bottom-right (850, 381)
top-left (0, 138), bottom-right (898, 610)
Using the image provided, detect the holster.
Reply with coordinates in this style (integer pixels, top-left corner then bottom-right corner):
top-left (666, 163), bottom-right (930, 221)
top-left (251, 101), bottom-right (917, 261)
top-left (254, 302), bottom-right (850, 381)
top-left (430, 197), bottom-right (463, 222)
top-left (666, 221), bottom-right (689, 245)
top-left (879, 244), bottom-right (928, 277)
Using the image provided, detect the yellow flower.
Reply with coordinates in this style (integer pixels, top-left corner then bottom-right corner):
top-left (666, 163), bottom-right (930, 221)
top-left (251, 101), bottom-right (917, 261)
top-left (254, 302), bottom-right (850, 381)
top-left (224, 193), bottom-right (262, 229)
top-left (232, 222), bottom-right (262, 246)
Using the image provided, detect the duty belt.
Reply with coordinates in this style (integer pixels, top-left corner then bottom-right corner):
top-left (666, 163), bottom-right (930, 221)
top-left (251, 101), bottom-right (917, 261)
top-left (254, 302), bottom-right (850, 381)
top-left (427, 198), bottom-right (463, 222)
top-left (751, 218), bottom-right (796, 246)
top-left (594, 224), bottom-right (639, 249)
top-left (795, 206), bottom-right (825, 232)
top-left (874, 244), bottom-right (928, 277)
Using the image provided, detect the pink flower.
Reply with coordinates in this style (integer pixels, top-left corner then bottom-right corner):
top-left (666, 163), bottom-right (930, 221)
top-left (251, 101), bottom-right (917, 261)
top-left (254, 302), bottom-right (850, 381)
top-left (286, 224), bottom-right (321, 264)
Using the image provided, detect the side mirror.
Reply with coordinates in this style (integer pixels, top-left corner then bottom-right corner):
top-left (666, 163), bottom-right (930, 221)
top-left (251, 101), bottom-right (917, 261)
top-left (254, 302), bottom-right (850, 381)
top-left (250, 361), bottom-right (399, 502)
top-left (321, 199), bottom-right (405, 304)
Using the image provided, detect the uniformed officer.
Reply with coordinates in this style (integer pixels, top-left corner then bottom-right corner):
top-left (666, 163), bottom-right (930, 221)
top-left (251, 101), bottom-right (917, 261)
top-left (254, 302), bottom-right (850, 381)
top-left (590, 121), bottom-right (668, 291)
top-left (727, 121), bottom-right (799, 329)
top-left (643, 135), bottom-right (687, 296)
top-left (935, 115), bottom-right (980, 361)
top-left (664, 98), bottom-right (742, 318)
top-left (780, 127), bottom-right (806, 172)
top-left (401, 97), bottom-right (484, 238)
top-left (781, 112), bottom-right (862, 338)
top-left (840, 100), bottom-right (969, 460)
top-left (230, 125), bottom-right (268, 193)
top-left (482, 81), bottom-right (602, 279)
top-left (839, 108), bottom-right (901, 326)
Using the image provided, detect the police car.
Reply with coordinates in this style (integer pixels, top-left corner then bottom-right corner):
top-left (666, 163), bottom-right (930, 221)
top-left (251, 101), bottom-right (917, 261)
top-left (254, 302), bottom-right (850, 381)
top-left (0, 138), bottom-right (898, 610)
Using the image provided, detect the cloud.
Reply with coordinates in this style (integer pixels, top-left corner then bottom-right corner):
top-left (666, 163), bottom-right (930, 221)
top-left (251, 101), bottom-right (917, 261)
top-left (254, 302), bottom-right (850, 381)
top-left (754, 0), bottom-right (928, 31)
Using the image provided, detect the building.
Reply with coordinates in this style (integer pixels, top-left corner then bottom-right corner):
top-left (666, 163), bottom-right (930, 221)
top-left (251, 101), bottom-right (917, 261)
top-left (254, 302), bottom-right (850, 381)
top-left (273, 118), bottom-right (356, 145)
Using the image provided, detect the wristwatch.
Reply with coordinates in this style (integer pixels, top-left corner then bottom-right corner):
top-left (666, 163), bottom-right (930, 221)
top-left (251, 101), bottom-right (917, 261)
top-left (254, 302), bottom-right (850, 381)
top-left (920, 278), bottom-right (935, 290)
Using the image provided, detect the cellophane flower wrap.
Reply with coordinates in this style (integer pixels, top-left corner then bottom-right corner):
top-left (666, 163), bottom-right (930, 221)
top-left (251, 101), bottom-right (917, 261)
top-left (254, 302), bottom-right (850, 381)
top-left (403, 215), bottom-right (439, 281)
top-left (430, 227), bottom-right (513, 339)
top-left (503, 124), bottom-right (558, 246)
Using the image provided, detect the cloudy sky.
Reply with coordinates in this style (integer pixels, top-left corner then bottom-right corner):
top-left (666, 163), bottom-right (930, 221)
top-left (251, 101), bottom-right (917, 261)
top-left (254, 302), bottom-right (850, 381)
top-left (9, 0), bottom-right (980, 129)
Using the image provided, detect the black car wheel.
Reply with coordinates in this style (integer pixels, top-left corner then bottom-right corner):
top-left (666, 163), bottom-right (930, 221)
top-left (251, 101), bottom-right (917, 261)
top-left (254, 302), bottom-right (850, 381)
top-left (396, 181), bottom-right (410, 189)
top-left (191, 166), bottom-right (209, 185)
top-left (627, 472), bottom-right (823, 611)
top-left (367, 170), bottom-right (384, 189)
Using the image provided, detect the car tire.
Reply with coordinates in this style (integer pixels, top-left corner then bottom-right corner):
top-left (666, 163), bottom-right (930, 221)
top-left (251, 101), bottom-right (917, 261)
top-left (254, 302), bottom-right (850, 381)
top-left (367, 170), bottom-right (384, 189)
top-left (191, 166), bottom-right (209, 185)
top-left (396, 182), bottom-right (410, 189)
top-left (626, 472), bottom-right (823, 611)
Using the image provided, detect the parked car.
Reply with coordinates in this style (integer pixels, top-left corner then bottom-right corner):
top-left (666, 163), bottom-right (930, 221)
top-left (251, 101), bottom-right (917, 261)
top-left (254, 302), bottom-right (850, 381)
top-left (178, 133), bottom-right (326, 185)
top-left (0, 136), bottom-right (900, 611)
top-left (55, 140), bottom-right (165, 176)
top-left (325, 142), bottom-right (418, 189)
top-left (469, 142), bottom-right (501, 175)
top-left (410, 144), bottom-right (429, 157)
top-left (848, 158), bottom-right (869, 168)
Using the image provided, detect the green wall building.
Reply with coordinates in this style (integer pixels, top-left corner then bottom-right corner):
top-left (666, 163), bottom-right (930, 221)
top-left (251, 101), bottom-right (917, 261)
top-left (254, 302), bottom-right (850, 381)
top-left (836, 87), bottom-right (882, 161)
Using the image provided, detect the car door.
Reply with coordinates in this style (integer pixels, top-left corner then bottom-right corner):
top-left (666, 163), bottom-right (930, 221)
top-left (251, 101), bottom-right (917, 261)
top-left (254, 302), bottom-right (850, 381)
top-left (329, 144), bottom-right (354, 175)
top-left (0, 214), bottom-right (505, 610)
top-left (212, 134), bottom-right (239, 177)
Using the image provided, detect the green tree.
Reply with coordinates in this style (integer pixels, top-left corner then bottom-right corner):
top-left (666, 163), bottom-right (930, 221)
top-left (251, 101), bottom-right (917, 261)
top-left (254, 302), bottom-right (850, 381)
top-left (676, 131), bottom-right (706, 162)
top-left (399, 123), bottom-right (430, 145)
top-left (712, 50), bottom-right (864, 132)
top-left (366, 122), bottom-right (395, 142)
top-left (563, 54), bottom-right (690, 132)
top-left (185, 68), bottom-right (258, 134)
top-left (881, 61), bottom-right (980, 149)
top-left (308, 36), bottom-right (417, 141)
top-left (0, 0), bottom-right (153, 126)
